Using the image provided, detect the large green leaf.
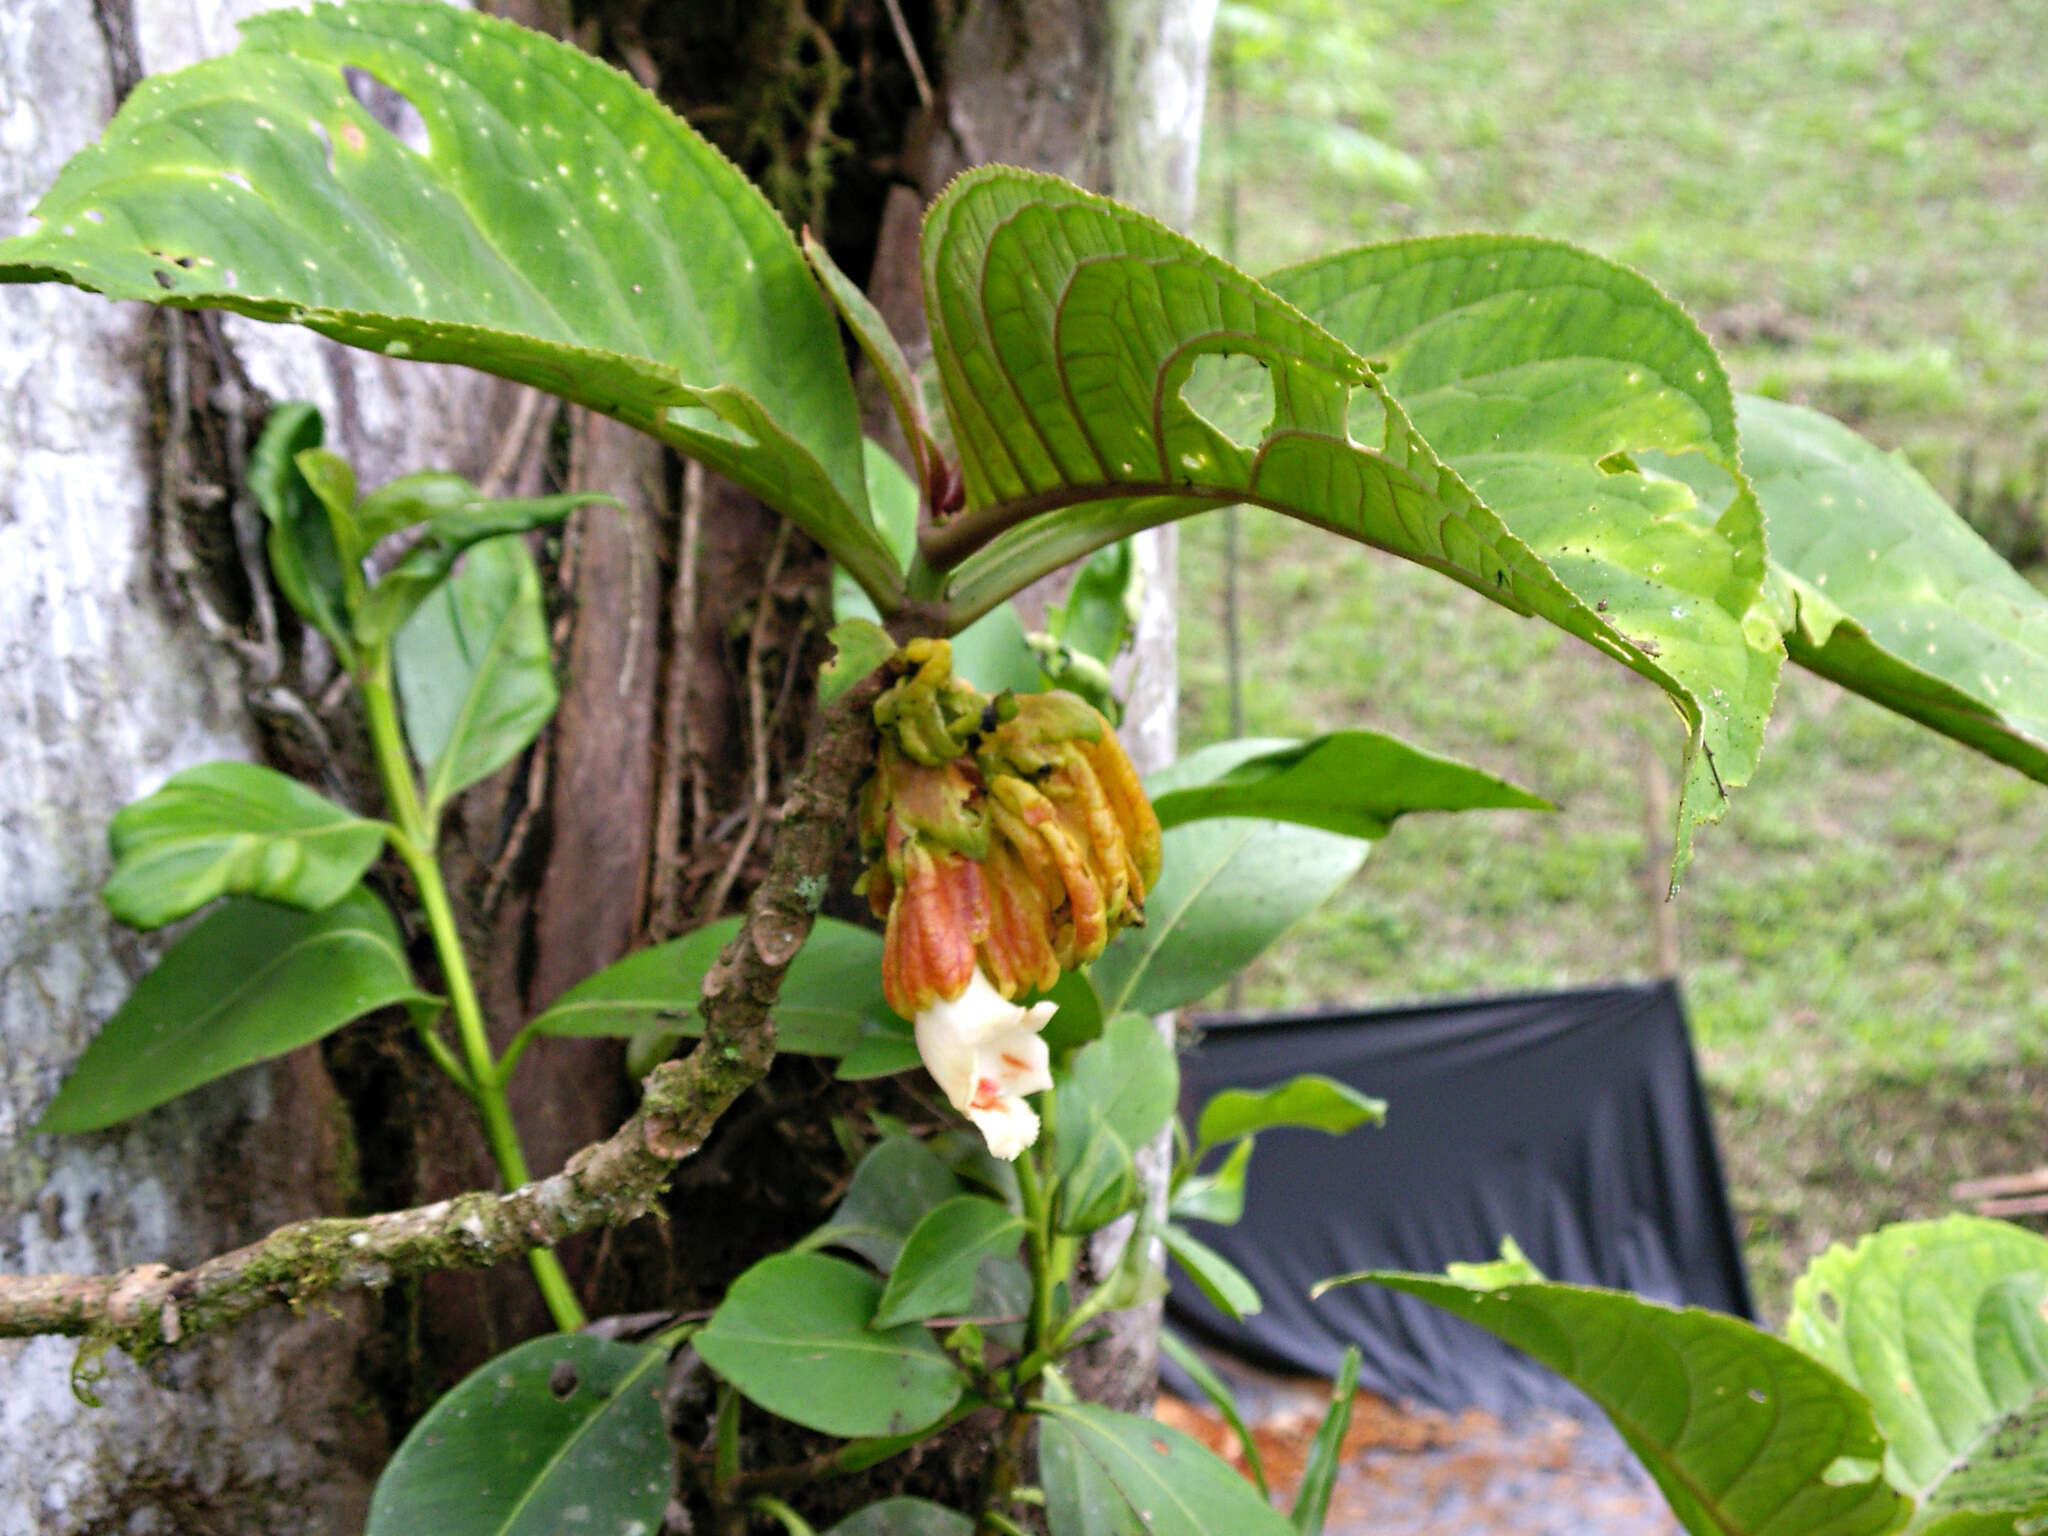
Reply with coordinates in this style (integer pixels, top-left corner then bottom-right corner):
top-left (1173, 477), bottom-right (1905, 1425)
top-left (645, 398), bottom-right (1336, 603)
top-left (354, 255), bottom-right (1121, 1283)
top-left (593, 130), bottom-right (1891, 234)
top-left (814, 1134), bottom-right (964, 1272)
top-left (103, 760), bottom-right (387, 929)
top-left (1090, 819), bottom-right (1367, 1016)
top-left (36, 888), bottom-right (430, 1133)
top-left (1787, 1217), bottom-right (2048, 1531)
top-left (1740, 395), bottom-right (2048, 786)
top-left (922, 173), bottom-right (1780, 875)
top-left (0, 2), bottom-right (893, 597)
top-left (1053, 1014), bottom-right (1177, 1234)
top-left (394, 534), bottom-right (556, 817)
top-left (526, 916), bottom-right (901, 1057)
top-left (1325, 1254), bottom-right (1910, 1536)
top-left (1034, 1399), bottom-right (1298, 1536)
top-left (1148, 731), bottom-right (1548, 839)
top-left (695, 1252), bottom-right (966, 1438)
top-left (367, 1333), bottom-right (669, 1536)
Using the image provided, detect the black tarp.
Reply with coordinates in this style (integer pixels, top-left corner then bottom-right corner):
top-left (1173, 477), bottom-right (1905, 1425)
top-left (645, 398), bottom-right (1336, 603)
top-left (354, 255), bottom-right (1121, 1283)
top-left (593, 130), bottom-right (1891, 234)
top-left (1163, 981), bottom-right (1751, 1415)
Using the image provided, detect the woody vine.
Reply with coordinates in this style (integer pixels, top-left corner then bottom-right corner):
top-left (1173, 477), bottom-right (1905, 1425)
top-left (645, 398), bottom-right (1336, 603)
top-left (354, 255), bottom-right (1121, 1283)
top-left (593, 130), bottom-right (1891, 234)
top-left (7, 5), bottom-right (2048, 1534)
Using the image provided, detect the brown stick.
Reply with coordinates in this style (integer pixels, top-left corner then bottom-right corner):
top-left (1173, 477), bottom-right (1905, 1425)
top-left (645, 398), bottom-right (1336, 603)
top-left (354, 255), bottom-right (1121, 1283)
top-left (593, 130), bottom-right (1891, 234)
top-left (0, 670), bottom-right (885, 1357)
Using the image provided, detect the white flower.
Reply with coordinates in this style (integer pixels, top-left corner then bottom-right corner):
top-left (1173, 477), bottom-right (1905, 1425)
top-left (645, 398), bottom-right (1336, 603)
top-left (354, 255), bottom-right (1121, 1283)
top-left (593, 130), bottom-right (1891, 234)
top-left (914, 967), bottom-right (1056, 1160)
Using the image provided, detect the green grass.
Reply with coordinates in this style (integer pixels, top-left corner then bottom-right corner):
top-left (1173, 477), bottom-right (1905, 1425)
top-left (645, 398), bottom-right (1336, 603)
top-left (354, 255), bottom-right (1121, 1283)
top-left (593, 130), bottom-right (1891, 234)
top-left (1182, 0), bottom-right (2048, 1313)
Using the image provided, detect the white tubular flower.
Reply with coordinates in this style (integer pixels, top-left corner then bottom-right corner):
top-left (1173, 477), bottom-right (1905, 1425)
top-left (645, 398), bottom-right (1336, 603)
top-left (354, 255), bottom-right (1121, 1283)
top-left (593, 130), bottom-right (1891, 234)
top-left (914, 967), bottom-right (1056, 1160)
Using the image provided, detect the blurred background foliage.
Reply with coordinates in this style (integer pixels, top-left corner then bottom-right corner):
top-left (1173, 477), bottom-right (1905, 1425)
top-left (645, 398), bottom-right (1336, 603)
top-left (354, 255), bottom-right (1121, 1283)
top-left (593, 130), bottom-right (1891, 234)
top-left (1178, 0), bottom-right (2048, 1313)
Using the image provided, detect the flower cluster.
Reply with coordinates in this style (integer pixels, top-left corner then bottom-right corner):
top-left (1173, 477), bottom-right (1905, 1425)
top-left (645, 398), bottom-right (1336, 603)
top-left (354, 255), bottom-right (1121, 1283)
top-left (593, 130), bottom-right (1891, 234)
top-left (857, 639), bottom-right (1161, 1157)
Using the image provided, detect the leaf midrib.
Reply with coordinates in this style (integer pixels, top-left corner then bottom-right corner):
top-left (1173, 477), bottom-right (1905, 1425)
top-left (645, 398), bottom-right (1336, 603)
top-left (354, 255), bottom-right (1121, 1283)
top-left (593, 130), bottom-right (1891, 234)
top-left (489, 1342), bottom-right (666, 1536)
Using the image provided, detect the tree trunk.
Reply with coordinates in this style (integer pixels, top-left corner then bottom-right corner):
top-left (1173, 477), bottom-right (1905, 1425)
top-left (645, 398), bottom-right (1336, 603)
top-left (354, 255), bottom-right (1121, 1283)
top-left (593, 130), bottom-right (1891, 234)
top-left (0, 1), bottom-right (1213, 1527)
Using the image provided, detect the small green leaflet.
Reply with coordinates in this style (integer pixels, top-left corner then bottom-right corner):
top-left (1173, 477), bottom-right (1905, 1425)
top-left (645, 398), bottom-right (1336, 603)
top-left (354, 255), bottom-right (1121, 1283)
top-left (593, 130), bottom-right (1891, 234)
top-left (1193, 1075), bottom-right (1386, 1153)
top-left (871, 1196), bottom-right (1027, 1329)
top-left (103, 760), bottom-right (386, 929)
top-left (695, 1252), bottom-right (966, 1438)
top-left (37, 888), bottom-right (432, 1133)
top-left (367, 1333), bottom-right (670, 1536)
top-left (394, 534), bottom-right (557, 818)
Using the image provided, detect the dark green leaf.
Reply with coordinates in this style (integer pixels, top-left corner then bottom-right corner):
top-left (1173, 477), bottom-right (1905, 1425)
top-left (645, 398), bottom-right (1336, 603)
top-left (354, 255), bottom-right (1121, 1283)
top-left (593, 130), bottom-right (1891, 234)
top-left (1157, 1329), bottom-right (1270, 1497)
top-left (1292, 1346), bottom-right (1360, 1535)
top-left (0, 2), bottom-right (894, 596)
top-left (1092, 819), bottom-right (1368, 1017)
top-left (696, 1252), bottom-right (966, 1438)
top-left (394, 534), bottom-right (556, 815)
top-left (1033, 1399), bottom-right (1297, 1536)
top-left (1194, 1075), bottom-right (1386, 1152)
top-left (1170, 1136), bottom-right (1254, 1227)
top-left (248, 402), bottom-right (350, 648)
top-left (294, 445), bottom-right (362, 562)
top-left (923, 174), bottom-right (1778, 878)
top-left (37, 888), bottom-right (430, 1133)
top-left (1053, 1117), bottom-right (1140, 1236)
top-left (1325, 1252), bottom-right (1911, 1536)
top-left (822, 1499), bottom-right (972, 1536)
top-left (1740, 395), bottom-right (2048, 788)
top-left (1163, 1224), bottom-right (1262, 1321)
top-left (822, 618), bottom-right (896, 705)
top-left (103, 760), bottom-right (386, 928)
top-left (817, 1134), bottom-right (963, 1271)
top-left (1038, 966), bottom-right (1108, 1057)
top-left (1050, 540), bottom-right (1142, 667)
top-left (366, 1333), bottom-right (669, 1536)
top-left (1786, 1216), bottom-right (2048, 1529)
top-left (527, 917), bottom-right (900, 1060)
top-left (872, 1196), bottom-right (1026, 1329)
top-left (1149, 732), bottom-right (1548, 840)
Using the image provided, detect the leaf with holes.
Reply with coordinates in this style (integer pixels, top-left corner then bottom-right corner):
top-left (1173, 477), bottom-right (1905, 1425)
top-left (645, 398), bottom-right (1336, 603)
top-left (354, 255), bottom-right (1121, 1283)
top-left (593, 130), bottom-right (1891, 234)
top-left (0, 1), bottom-right (894, 600)
top-left (37, 888), bottom-right (432, 1133)
top-left (367, 1333), bottom-right (670, 1536)
top-left (103, 761), bottom-right (387, 929)
top-left (394, 534), bottom-right (556, 817)
top-left (696, 1252), bottom-right (967, 1438)
top-left (922, 174), bottom-right (1780, 877)
top-left (1321, 1250), bottom-right (1911, 1536)
top-left (1149, 732), bottom-right (1549, 840)
top-left (1787, 1216), bottom-right (2048, 1531)
top-left (1739, 395), bottom-right (2048, 788)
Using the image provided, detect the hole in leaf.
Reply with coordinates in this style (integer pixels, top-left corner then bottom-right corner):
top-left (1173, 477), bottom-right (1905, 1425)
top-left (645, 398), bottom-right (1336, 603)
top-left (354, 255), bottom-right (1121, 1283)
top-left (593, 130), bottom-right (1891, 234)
top-left (151, 269), bottom-right (175, 290)
top-left (1346, 384), bottom-right (1389, 447)
top-left (84, 208), bottom-right (104, 224)
top-left (547, 1360), bottom-right (580, 1400)
top-left (342, 66), bottom-right (431, 156)
top-left (1816, 1287), bottom-right (1840, 1325)
top-left (1178, 352), bottom-right (1273, 451)
top-left (1820, 1455), bottom-right (1880, 1487)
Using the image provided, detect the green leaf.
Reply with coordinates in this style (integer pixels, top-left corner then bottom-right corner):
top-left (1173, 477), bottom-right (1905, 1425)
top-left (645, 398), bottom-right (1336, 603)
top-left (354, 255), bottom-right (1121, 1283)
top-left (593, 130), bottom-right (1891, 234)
top-left (1039, 1370), bottom-right (1147, 1536)
top-left (922, 174), bottom-right (1779, 879)
top-left (822, 618), bottom-right (896, 705)
top-left (1170, 1136), bottom-right (1255, 1226)
top-left (1157, 1328), bottom-right (1270, 1497)
top-left (103, 761), bottom-right (387, 929)
top-left (366, 1332), bottom-right (669, 1536)
top-left (0, 2), bottom-right (894, 598)
top-left (1149, 732), bottom-right (1549, 839)
top-left (394, 534), bottom-right (556, 815)
top-left (950, 600), bottom-right (1044, 696)
top-left (526, 917), bottom-right (900, 1060)
top-left (1740, 395), bottom-right (2048, 788)
top-left (1323, 1254), bottom-right (1911, 1536)
top-left (804, 231), bottom-right (945, 497)
top-left (817, 1133), bottom-right (963, 1271)
top-left (353, 485), bottom-right (611, 647)
top-left (1292, 1346), bottom-right (1361, 1536)
top-left (1092, 819), bottom-right (1368, 1017)
top-left (1786, 1216), bottom-right (2048, 1530)
top-left (832, 443), bottom-right (921, 625)
top-left (1163, 1223), bottom-right (1262, 1321)
top-left (37, 888), bottom-right (431, 1133)
top-left (1036, 965), bottom-right (1109, 1056)
top-left (1052, 1014), bottom-right (1176, 1234)
top-left (248, 402), bottom-right (350, 649)
top-left (696, 1252), bottom-right (966, 1438)
top-left (1194, 1074), bottom-right (1386, 1152)
top-left (872, 1196), bottom-right (1026, 1329)
top-left (1049, 539), bottom-right (1142, 667)
top-left (822, 1500), bottom-right (972, 1536)
top-left (1033, 1399), bottom-right (1298, 1536)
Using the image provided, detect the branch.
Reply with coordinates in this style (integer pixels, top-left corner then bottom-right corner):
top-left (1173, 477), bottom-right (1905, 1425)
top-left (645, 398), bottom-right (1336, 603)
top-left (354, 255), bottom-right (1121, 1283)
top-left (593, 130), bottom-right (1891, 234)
top-left (0, 670), bottom-right (887, 1357)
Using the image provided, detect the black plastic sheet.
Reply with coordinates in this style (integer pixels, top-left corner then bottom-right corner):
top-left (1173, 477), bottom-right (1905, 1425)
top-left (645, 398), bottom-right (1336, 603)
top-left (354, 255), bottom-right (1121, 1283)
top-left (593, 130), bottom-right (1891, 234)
top-left (1163, 981), bottom-right (1752, 1415)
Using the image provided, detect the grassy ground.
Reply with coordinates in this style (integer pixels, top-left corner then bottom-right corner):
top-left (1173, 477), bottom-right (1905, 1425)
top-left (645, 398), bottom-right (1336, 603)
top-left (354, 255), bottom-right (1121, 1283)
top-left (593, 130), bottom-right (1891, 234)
top-left (1180, 0), bottom-right (2048, 1315)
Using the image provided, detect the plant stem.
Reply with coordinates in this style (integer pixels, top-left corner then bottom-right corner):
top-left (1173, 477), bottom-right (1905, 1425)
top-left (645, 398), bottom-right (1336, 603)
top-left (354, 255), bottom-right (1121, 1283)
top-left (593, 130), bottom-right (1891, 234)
top-left (980, 1133), bottom-right (1058, 1533)
top-left (359, 653), bottom-right (586, 1330)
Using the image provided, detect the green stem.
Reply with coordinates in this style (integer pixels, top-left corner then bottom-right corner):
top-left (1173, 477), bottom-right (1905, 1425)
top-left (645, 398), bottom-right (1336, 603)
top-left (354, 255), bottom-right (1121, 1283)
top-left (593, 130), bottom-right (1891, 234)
top-left (359, 654), bottom-right (586, 1331)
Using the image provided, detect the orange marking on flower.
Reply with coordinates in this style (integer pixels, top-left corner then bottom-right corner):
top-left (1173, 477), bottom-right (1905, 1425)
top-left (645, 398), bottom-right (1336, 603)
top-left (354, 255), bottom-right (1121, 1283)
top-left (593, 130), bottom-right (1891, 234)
top-left (971, 1077), bottom-right (1003, 1110)
top-left (999, 1052), bottom-right (1030, 1071)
